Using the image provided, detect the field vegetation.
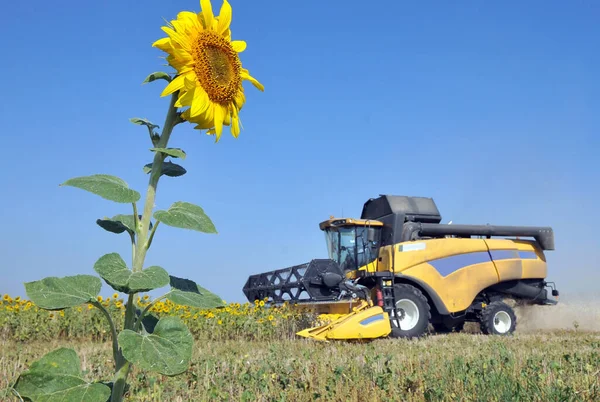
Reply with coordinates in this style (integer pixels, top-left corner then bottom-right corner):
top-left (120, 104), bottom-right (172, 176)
top-left (1, 294), bottom-right (599, 401)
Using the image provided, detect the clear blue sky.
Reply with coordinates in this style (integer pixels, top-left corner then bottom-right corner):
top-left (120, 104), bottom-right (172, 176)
top-left (1, 0), bottom-right (598, 302)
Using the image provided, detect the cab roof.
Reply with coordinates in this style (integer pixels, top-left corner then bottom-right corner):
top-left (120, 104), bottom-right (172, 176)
top-left (319, 217), bottom-right (384, 231)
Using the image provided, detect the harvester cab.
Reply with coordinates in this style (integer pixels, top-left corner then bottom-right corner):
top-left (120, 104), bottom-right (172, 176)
top-left (320, 218), bottom-right (383, 277)
top-left (243, 195), bottom-right (559, 341)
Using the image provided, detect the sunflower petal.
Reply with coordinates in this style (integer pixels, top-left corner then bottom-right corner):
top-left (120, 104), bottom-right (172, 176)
top-left (231, 107), bottom-right (241, 138)
top-left (217, 0), bottom-right (232, 35)
top-left (240, 69), bottom-right (264, 91)
top-left (178, 11), bottom-right (202, 31)
top-left (161, 26), bottom-right (192, 53)
top-left (152, 37), bottom-right (172, 52)
top-left (175, 84), bottom-right (195, 107)
top-left (231, 41), bottom-right (246, 53)
top-left (201, 0), bottom-right (214, 31)
top-left (234, 90), bottom-right (246, 109)
top-left (173, 47), bottom-right (194, 62)
top-left (213, 104), bottom-right (225, 138)
top-left (223, 107), bottom-right (232, 125)
top-left (160, 74), bottom-right (186, 97)
top-left (166, 54), bottom-right (192, 72)
top-left (192, 115), bottom-right (215, 129)
top-left (190, 88), bottom-right (210, 117)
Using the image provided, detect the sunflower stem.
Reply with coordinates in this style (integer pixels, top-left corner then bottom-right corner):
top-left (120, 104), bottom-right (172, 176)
top-left (89, 301), bottom-right (119, 369)
top-left (133, 291), bottom-right (172, 332)
top-left (132, 91), bottom-right (179, 274)
top-left (147, 221), bottom-right (160, 250)
top-left (110, 362), bottom-right (131, 402)
top-left (110, 92), bottom-right (179, 402)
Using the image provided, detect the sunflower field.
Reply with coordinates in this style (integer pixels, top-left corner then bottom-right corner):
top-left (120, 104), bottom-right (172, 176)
top-left (2, 293), bottom-right (600, 401)
top-left (0, 293), bottom-right (323, 343)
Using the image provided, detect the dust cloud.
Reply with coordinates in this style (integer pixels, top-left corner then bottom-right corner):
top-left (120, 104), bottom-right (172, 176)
top-left (514, 298), bottom-right (600, 333)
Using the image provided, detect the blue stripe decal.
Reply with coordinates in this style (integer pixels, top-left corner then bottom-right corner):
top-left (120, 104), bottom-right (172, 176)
top-left (489, 250), bottom-right (519, 260)
top-left (519, 251), bottom-right (538, 259)
top-left (428, 251), bottom-right (491, 277)
top-left (360, 314), bottom-right (384, 326)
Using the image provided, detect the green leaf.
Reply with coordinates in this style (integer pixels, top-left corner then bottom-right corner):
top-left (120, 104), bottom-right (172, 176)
top-left (13, 347), bottom-right (111, 402)
top-left (118, 316), bottom-right (193, 376)
top-left (96, 214), bottom-right (136, 236)
top-left (143, 71), bottom-right (172, 84)
top-left (143, 161), bottom-right (187, 178)
top-left (154, 201), bottom-right (217, 233)
top-left (25, 275), bottom-right (102, 310)
top-left (60, 174), bottom-right (141, 204)
top-left (93, 253), bottom-right (169, 293)
top-left (139, 310), bottom-right (159, 334)
top-left (150, 147), bottom-right (187, 160)
top-left (167, 275), bottom-right (226, 308)
top-left (130, 117), bottom-right (159, 130)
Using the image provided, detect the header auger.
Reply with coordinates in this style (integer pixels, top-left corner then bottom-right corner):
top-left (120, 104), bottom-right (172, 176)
top-left (243, 195), bottom-right (559, 341)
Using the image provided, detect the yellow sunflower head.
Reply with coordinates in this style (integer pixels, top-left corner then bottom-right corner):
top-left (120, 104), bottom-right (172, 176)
top-left (153, 0), bottom-right (264, 142)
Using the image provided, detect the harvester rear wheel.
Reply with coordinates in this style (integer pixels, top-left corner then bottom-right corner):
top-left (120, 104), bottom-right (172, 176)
top-left (389, 284), bottom-right (431, 339)
top-left (479, 301), bottom-right (517, 335)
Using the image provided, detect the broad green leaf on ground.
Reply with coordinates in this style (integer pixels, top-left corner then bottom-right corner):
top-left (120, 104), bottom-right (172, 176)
top-left (154, 202), bottom-right (216, 233)
top-left (143, 161), bottom-right (187, 177)
top-left (25, 275), bottom-right (102, 310)
top-left (12, 347), bottom-right (111, 402)
top-left (93, 253), bottom-right (169, 293)
top-left (130, 117), bottom-right (159, 130)
top-left (167, 275), bottom-right (226, 308)
top-left (118, 316), bottom-right (193, 376)
top-left (149, 147), bottom-right (187, 160)
top-left (96, 214), bottom-right (136, 236)
top-left (142, 71), bottom-right (172, 84)
top-left (60, 174), bottom-right (141, 203)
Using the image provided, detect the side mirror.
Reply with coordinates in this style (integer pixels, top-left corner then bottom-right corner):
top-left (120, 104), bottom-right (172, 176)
top-left (367, 227), bottom-right (376, 242)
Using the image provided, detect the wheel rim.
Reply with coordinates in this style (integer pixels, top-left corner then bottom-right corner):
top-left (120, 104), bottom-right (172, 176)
top-left (493, 311), bottom-right (512, 333)
top-left (394, 299), bottom-right (420, 331)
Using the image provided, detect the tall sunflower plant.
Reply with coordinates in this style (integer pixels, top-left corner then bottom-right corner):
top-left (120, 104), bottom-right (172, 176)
top-left (10, 1), bottom-right (263, 401)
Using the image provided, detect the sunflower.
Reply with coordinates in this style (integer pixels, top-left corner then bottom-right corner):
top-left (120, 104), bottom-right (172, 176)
top-left (153, 0), bottom-right (263, 142)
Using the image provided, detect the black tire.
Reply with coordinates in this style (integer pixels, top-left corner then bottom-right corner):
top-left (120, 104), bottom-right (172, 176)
top-left (389, 284), bottom-right (431, 339)
top-left (479, 301), bottom-right (517, 335)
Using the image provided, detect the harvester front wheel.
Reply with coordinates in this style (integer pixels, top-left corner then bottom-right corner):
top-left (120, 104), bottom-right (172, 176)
top-left (389, 284), bottom-right (431, 339)
top-left (479, 301), bottom-right (517, 335)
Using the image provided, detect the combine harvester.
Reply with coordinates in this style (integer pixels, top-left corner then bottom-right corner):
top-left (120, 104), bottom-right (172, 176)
top-left (243, 195), bottom-right (559, 340)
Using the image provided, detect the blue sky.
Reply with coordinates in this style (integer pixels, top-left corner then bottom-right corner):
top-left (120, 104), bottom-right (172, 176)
top-left (0, 0), bottom-right (598, 302)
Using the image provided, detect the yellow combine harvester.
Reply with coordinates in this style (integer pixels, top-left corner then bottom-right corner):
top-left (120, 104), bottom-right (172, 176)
top-left (243, 195), bottom-right (559, 340)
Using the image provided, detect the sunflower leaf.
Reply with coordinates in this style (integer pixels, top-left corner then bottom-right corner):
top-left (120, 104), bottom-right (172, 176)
top-left (167, 275), bottom-right (226, 308)
top-left (96, 214), bottom-right (136, 236)
top-left (93, 253), bottom-right (169, 294)
top-left (60, 174), bottom-right (141, 204)
top-left (24, 275), bottom-right (102, 310)
top-left (118, 316), bottom-right (193, 376)
top-left (143, 161), bottom-right (187, 178)
top-left (150, 147), bottom-right (187, 160)
top-left (12, 347), bottom-right (111, 402)
top-left (153, 201), bottom-right (217, 233)
top-left (130, 117), bottom-right (160, 130)
top-left (143, 71), bottom-right (172, 84)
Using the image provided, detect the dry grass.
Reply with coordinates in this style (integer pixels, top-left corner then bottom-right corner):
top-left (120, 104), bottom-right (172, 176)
top-left (2, 329), bottom-right (599, 401)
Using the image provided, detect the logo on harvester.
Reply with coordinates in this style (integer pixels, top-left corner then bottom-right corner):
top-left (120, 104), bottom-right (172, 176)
top-left (359, 314), bottom-right (385, 326)
top-left (399, 243), bottom-right (426, 252)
